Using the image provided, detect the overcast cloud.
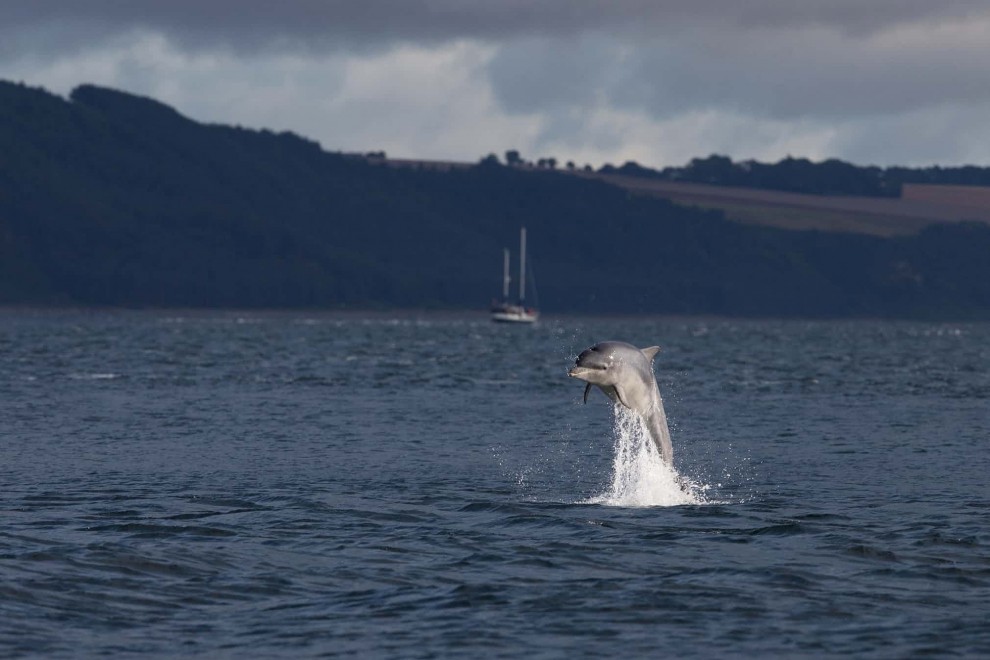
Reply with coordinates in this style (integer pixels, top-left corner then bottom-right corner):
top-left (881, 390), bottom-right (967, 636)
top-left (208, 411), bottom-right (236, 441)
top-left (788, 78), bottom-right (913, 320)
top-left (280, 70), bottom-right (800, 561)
top-left (3, 1), bottom-right (990, 167)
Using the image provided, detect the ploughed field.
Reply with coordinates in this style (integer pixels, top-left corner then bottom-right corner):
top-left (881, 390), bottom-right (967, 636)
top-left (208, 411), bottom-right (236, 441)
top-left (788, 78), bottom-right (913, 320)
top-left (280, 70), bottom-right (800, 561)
top-left (579, 175), bottom-right (990, 236)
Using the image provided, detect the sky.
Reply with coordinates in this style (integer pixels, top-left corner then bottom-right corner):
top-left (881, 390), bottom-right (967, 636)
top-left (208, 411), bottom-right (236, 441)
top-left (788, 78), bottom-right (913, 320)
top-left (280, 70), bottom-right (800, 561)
top-left (3, 1), bottom-right (990, 168)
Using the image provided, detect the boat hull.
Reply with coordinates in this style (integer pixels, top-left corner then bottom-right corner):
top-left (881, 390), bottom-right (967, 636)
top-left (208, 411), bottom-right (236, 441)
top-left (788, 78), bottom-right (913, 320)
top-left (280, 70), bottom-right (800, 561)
top-left (490, 304), bottom-right (539, 323)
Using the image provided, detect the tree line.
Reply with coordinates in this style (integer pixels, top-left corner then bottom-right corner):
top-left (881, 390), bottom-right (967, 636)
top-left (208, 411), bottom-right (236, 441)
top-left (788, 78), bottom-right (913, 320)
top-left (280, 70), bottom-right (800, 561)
top-left (482, 150), bottom-right (990, 198)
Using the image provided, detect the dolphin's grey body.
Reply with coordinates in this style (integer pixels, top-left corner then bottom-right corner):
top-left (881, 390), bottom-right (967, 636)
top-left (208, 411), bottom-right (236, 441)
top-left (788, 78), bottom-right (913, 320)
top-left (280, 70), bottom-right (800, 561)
top-left (568, 341), bottom-right (673, 465)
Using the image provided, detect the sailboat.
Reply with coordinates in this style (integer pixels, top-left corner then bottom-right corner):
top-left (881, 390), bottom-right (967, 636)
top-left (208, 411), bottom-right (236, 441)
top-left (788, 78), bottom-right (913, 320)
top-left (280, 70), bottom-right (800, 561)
top-left (491, 227), bottom-right (539, 323)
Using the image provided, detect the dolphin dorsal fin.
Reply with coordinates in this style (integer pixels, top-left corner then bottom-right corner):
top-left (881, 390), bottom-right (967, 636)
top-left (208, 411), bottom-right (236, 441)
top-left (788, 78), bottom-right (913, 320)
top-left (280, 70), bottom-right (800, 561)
top-left (640, 346), bottom-right (661, 361)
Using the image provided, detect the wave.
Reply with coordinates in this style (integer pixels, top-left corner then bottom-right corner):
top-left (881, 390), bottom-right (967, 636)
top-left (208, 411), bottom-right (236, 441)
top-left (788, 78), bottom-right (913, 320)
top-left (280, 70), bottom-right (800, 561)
top-left (583, 406), bottom-right (706, 507)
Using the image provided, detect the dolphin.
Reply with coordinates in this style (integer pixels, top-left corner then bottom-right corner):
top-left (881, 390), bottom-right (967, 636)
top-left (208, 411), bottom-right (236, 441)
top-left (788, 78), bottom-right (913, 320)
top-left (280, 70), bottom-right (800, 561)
top-left (568, 341), bottom-right (673, 465)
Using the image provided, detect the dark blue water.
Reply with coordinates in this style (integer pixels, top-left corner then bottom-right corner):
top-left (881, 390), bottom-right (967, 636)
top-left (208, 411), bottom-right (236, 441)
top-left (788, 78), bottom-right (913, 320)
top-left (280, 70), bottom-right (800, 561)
top-left (2, 311), bottom-right (988, 657)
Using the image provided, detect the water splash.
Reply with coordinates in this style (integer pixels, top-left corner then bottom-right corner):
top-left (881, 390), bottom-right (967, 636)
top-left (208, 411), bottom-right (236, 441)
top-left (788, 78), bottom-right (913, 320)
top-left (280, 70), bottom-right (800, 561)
top-left (584, 406), bottom-right (703, 507)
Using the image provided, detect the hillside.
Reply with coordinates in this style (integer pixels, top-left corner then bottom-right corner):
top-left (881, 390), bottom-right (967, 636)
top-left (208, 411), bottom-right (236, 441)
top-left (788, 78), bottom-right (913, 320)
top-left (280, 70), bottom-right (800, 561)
top-left (574, 174), bottom-right (990, 237)
top-left (2, 80), bottom-right (990, 318)
top-left (385, 157), bottom-right (990, 236)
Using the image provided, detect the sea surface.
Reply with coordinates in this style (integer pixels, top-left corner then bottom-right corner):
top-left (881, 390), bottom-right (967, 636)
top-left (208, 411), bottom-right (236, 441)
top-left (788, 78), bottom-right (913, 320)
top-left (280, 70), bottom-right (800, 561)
top-left (1, 310), bottom-right (988, 657)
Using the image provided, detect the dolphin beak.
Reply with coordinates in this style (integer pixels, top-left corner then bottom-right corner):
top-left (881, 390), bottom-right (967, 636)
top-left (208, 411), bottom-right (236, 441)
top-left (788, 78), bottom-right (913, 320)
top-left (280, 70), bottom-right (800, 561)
top-left (567, 368), bottom-right (594, 403)
top-left (568, 366), bottom-right (594, 378)
top-left (569, 365), bottom-right (604, 378)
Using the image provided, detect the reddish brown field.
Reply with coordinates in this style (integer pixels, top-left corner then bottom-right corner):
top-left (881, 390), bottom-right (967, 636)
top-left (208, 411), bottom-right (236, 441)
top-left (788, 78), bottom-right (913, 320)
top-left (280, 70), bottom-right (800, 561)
top-left (576, 175), bottom-right (990, 236)
top-left (902, 184), bottom-right (990, 210)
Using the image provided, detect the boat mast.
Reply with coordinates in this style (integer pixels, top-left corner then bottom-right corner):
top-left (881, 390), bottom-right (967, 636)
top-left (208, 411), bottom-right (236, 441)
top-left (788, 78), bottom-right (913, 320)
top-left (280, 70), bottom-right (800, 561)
top-left (502, 248), bottom-right (511, 300)
top-left (519, 227), bottom-right (527, 304)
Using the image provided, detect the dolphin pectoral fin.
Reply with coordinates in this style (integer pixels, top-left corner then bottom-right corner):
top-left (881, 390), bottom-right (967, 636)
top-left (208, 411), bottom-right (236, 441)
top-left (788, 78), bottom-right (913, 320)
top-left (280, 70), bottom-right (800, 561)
top-left (582, 383), bottom-right (592, 404)
top-left (613, 384), bottom-right (631, 409)
top-left (640, 346), bottom-right (661, 361)
top-left (600, 385), bottom-right (621, 406)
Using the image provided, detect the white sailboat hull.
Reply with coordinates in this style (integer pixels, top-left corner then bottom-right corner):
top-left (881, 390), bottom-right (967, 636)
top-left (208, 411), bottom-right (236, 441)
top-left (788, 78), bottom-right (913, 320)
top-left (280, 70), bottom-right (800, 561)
top-left (490, 305), bottom-right (539, 323)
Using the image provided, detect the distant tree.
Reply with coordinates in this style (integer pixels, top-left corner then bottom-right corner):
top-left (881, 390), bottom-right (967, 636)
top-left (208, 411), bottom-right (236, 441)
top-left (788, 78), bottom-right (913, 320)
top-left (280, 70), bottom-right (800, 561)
top-left (583, 164), bottom-right (593, 172)
top-left (479, 153), bottom-right (501, 167)
top-left (566, 161), bottom-right (575, 171)
top-left (685, 154), bottom-right (736, 184)
top-left (547, 158), bottom-right (557, 170)
top-left (505, 150), bottom-right (522, 166)
top-left (615, 161), bottom-right (664, 178)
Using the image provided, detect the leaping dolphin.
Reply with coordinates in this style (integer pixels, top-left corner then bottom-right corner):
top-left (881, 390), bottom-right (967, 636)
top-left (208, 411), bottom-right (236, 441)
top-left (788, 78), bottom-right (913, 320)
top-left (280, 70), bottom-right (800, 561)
top-left (568, 341), bottom-right (673, 465)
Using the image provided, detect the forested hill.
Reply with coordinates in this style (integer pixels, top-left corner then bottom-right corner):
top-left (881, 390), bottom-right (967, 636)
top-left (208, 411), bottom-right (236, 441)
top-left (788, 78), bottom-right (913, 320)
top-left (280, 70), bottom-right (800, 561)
top-left (2, 80), bottom-right (990, 318)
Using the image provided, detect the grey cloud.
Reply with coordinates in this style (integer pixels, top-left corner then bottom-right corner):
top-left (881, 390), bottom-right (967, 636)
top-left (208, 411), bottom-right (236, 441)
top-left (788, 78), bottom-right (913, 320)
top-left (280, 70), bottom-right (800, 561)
top-left (831, 102), bottom-right (990, 166)
top-left (3, 1), bottom-right (990, 56)
top-left (485, 19), bottom-right (990, 124)
top-left (485, 36), bottom-right (618, 114)
top-left (5, 1), bottom-right (990, 167)
top-left (623, 29), bottom-right (990, 121)
top-left (8, 0), bottom-right (990, 125)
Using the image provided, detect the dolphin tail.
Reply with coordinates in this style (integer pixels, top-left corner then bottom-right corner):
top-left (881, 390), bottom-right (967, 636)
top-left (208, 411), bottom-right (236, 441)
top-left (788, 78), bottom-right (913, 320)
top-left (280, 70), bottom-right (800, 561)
top-left (645, 406), bottom-right (674, 466)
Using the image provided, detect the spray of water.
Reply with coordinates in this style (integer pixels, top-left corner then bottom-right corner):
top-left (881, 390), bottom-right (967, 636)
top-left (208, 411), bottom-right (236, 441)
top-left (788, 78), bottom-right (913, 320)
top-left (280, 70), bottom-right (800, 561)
top-left (584, 406), bottom-right (704, 507)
